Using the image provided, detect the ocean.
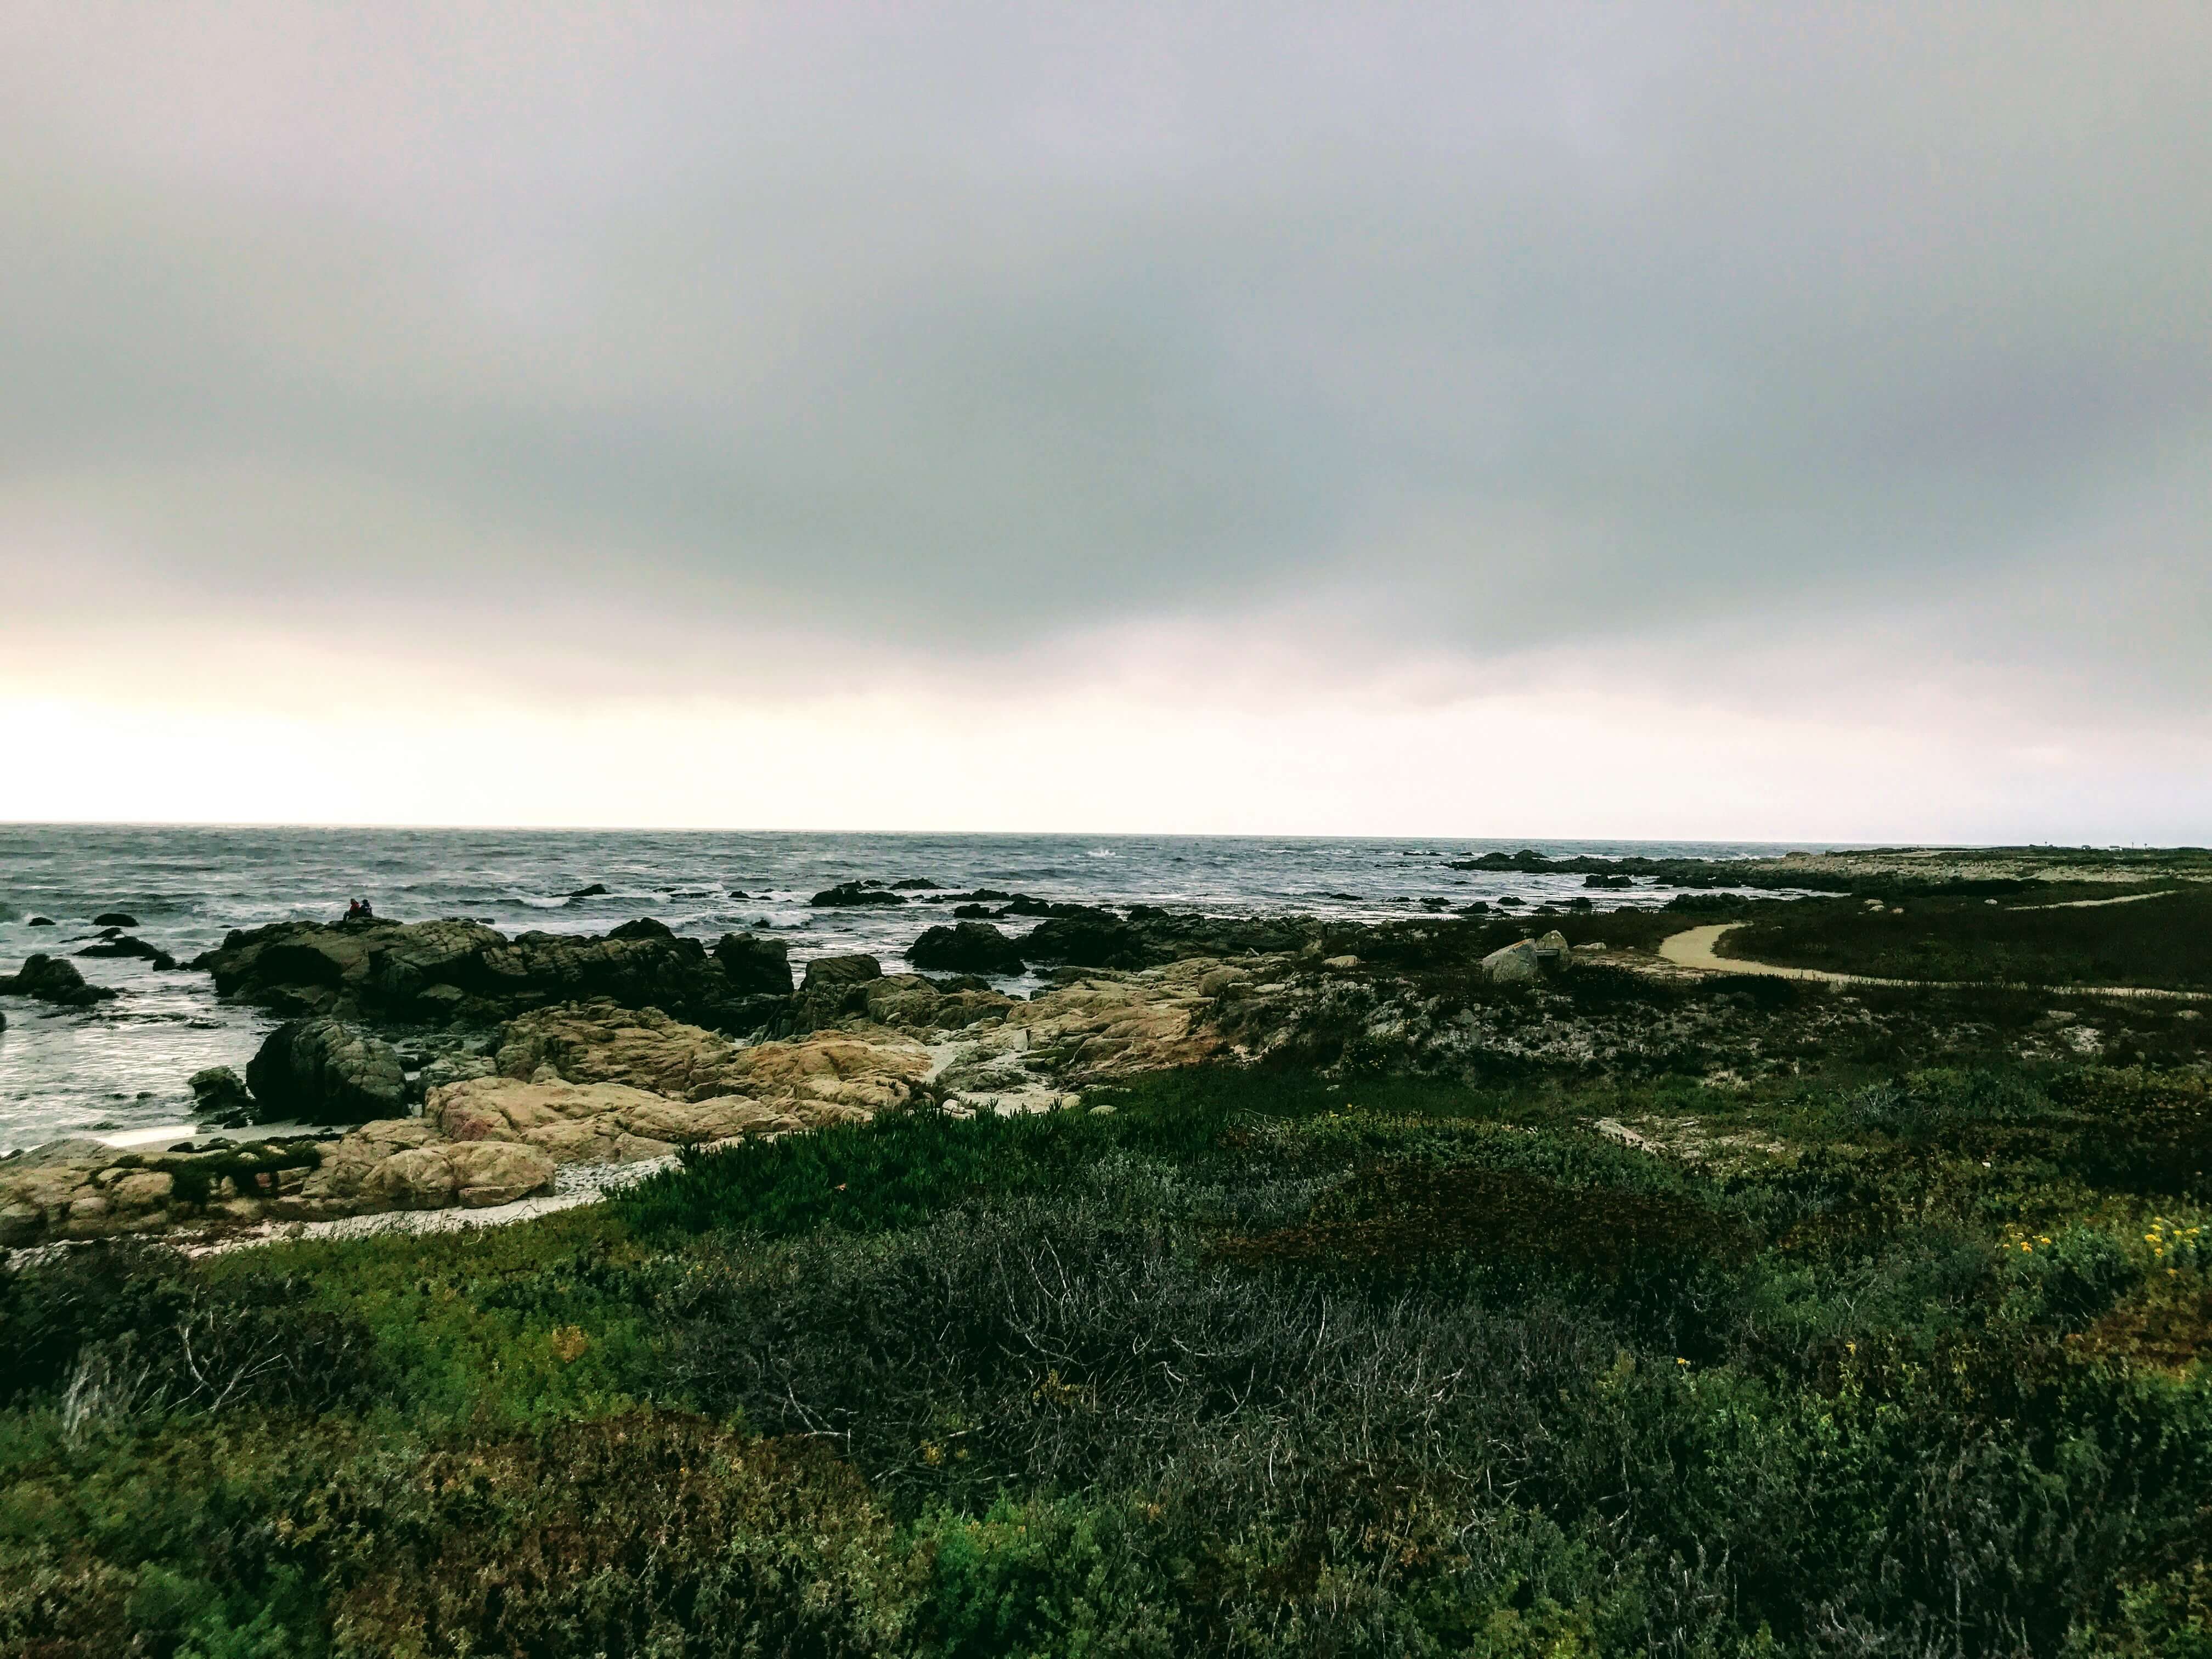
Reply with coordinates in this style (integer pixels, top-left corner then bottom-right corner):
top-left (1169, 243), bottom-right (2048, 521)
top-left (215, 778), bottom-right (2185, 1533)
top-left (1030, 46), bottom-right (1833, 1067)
top-left (0, 826), bottom-right (1839, 1152)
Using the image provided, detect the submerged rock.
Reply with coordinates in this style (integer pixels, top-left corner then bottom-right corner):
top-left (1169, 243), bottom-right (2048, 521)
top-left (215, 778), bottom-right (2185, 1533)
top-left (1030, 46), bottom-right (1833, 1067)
top-left (92, 911), bottom-right (139, 927)
top-left (909, 921), bottom-right (1026, 975)
top-left (809, 881), bottom-right (907, 907)
top-left (75, 935), bottom-right (178, 969)
top-left (245, 1018), bottom-right (408, 1124)
top-left (0, 953), bottom-right (117, 1006)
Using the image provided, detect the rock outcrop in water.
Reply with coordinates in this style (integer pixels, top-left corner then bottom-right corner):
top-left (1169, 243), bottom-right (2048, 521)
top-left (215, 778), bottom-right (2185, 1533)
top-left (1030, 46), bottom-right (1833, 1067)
top-left (808, 881), bottom-right (907, 907)
top-left (0, 953), bottom-right (117, 1007)
top-left (76, 935), bottom-right (178, 969)
top-left (909, 921), bottom-right (1026, 975)
top-left (1017, 907), bottom-right (1327, 970)
top-left (193, 917), bottom-right (788, 1031)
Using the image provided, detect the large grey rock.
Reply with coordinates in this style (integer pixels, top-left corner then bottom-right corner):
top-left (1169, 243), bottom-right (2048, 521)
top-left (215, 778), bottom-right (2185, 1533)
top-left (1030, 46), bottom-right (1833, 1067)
top-left (245, 1018), bottom-right (407, 1125)
top-left (1479, 940), bottom-right (1542, 984)
top-left (1480, 930), bottom-right (1572, 985)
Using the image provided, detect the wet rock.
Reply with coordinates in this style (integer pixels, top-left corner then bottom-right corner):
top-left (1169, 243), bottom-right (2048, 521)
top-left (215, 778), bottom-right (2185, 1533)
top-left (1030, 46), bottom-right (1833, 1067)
top-left (713, 931), bottom-right (793, 996)
top-left (909, 921), bottom-right (1026, 975)
top-left (1019, 907), bottom-right (1327, 972)
top-left (245, 1018), bottom-right (408, 1124)
top-left (809, 881), bottom-right (907, 907)
top-left (0, 953), bottom-right (117, 1006)
top-left (889, 878), bottom-right (942, 890)
top-left (188, 1065), bottom-right (254, 1123)
top-left (28, 917), bottom-right (55, 927)
top-left (194, 916), bottom-right (778, 1031)
top-left (1584, 873), bottom-right (1634, 889)
top-left (565, 883), bottom-right (610, 899)
top-left (800, 953), bottom-right (883, 993)
top-left (997, 895), bottom-right (1112, 920)
top-left (75, 935), bottom-right (178, 969)
top-left (93, 911), bottom-right (139, 927)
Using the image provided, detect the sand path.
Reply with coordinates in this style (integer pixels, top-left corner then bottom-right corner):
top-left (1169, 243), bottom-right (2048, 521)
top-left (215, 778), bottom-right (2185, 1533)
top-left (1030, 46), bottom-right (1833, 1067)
top-left (1656, 924), bottom-right (2212, 1002)
top-left (2011, 889), bottom-right (2186, 911)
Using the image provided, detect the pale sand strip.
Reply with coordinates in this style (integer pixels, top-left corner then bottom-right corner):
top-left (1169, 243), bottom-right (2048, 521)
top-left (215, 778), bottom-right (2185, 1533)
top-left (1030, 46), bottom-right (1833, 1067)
top-left (1657, 924), bottom-right (2212, 1002)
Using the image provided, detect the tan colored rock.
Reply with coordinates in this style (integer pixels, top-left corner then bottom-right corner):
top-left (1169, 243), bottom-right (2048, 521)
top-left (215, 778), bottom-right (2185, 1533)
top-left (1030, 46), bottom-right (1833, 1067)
top-left (854, 975), bottom-right (1017, 1033)
top-left (449, 1142), bottom-right (558, 1207)
top-left (496, 1001), bottom-right (750, 1099)
top-left (359, 1141), bottom-right (555, 1210)
top-left (718, 1025), bottom-right (934, 1122)
top-left (496, 1001), bottom-right (932, 1124)
top-left (106, 1170), bottom-right (174, 1211)
top-left (1011, 968), bottom-right (1224, 1079)
top-left (427, 1075), bottom-right (800, 1162)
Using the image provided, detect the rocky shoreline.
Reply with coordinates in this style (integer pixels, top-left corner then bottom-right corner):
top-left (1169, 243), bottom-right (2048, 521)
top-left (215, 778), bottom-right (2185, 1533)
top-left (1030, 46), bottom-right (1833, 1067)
top-left (10, 846), bottom-right (2212, 1251)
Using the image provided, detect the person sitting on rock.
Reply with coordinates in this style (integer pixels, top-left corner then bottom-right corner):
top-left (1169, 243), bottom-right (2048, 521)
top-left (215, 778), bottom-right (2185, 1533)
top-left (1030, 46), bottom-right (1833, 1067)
top-left (357, 898), bottom-right (376, 921)
top-left (345, 899), bottom-right (363, 921)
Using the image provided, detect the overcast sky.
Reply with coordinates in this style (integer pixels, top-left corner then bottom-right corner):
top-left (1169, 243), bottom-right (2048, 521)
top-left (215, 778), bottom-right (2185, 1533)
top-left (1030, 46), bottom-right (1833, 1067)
top-left (2, 3), bottom-right (2206, 838)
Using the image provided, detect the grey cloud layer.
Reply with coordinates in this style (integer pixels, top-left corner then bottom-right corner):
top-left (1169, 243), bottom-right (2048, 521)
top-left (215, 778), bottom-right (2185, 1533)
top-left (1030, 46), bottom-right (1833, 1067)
top-left (3, 3), bottom-right (2207, 705)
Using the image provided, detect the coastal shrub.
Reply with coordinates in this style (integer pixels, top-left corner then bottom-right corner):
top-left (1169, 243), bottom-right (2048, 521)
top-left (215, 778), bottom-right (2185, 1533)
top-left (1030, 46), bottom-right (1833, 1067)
top-left (303, 1413), bottom-right (917, 1657)
top-left (1210, 1161), bottom-right (1747, 1287)
top-left (1728, 887), bottom-right (2212, 990)
top-left (0, 1418), bottom-right (362, 1658)
top-left (0, 1244), bottom-right (375, 1422)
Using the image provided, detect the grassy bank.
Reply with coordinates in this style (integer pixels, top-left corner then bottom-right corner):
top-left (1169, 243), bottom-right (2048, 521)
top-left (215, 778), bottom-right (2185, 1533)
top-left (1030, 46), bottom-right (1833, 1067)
top-left (9, 1056), bottom-right (2212, 1656)
top-left (1722, 887), bottom-right (2212, 991)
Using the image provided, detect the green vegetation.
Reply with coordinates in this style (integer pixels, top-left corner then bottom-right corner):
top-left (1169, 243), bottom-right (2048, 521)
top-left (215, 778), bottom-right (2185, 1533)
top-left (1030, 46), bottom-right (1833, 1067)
top-left (1724, 886), bottom-right (2212, 991)
top-left (9, 1053), bottom-right (2212, 1655)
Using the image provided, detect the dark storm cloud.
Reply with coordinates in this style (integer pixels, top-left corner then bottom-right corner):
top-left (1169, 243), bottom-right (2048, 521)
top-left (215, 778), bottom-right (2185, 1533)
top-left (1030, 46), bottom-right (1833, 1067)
top-left (2, 3), bottom-right (2207, 702)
